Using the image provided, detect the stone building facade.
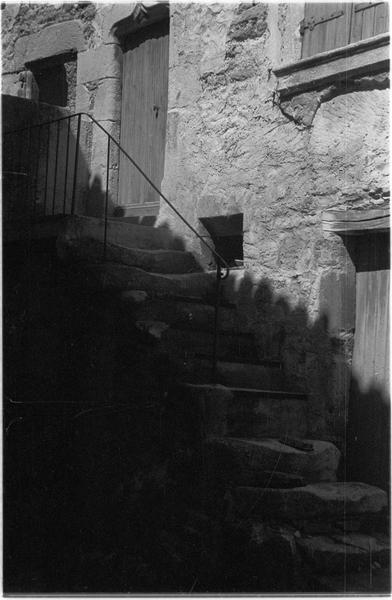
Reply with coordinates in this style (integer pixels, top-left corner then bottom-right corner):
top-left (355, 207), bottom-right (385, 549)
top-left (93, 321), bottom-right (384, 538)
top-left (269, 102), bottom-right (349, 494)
top-left (2, 2), bottom-right (390, 478)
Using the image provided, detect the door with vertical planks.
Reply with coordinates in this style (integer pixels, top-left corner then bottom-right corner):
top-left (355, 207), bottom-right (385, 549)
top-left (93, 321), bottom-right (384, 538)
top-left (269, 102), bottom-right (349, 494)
top-left (347, 232), bottom-right (390, 490)
top-left (118, 19), bottom-right (169, 213)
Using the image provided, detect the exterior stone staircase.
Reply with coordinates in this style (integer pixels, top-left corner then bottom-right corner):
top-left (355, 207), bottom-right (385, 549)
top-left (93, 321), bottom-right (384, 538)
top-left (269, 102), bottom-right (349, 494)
top-left (56, 214), bottom-right (390, 593)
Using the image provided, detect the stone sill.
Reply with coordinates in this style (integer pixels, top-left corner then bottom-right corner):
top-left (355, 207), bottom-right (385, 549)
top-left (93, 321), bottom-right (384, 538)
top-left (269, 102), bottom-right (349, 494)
top-left (274, 33), bottom-right (389, 98)
top-left (322, 207), bottom-right (390, 235)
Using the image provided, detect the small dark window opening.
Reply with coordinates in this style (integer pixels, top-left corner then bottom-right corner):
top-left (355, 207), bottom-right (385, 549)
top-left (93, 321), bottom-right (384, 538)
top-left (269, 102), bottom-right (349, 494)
top-left (28, 52), bottom-right (77, 108)
top-left (199, 213), bottom-right (243, 268)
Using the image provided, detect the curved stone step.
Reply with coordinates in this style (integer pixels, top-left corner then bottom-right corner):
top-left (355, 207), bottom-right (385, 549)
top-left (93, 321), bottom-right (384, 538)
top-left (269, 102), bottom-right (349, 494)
top-left (168, 384), bottom-right (308, 442)
top-left (158, 328), bottom-right (257, 363)
top-left (234, 482), bottom-right (388, 521)
top-left (315, 567), bottom-right (390, 593)
top-left (297, 532), bottom-right (390, 575)
top-left (72, 262), bottom-right (217, 299)
top-left (182, 359), bottom-right (288, 389)
top-left (58, 236), bottom-right (201, 274)
top-left (227, 387), bottom-right (308, 438)
top-left (59, 214), bottom-right (184, 250)
top-left (121, 296), bottom-right (244, 334)
top-left (204, 437), bottom-right (341, 486)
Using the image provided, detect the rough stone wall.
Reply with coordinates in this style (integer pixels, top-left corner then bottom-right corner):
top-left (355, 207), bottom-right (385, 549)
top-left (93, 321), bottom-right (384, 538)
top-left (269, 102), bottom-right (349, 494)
top-left (2, 3), bottom-right (389, 443)
top-left (159, 2), bottom-right (389, 442)
top-left (2, 3), bottom-right (139, 214)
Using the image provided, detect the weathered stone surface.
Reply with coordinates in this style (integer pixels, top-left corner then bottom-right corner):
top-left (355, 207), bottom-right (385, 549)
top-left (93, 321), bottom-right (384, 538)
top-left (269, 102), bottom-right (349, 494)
top-left (122, 298), bottom-right (241, 334)
top-left (82, 262), bottom-right (217, 300)
top-left (159, 3), bottom-right (389, 445)
top-left (234, 482), bottom-right (388, 520)
top-left (57, 236), bottom-right (200, 274)
top-left (316, 567), bottom-right (391, 593)
top-left (280, 91), bottom-right (320, 127)
top-left (77, 44), bottom-right (122, 84)
top-left (13, 20), bottom-right (85, 69)
top-left (210, 361), bottom-right (289, 390)
top-left (297, 533), bottom-right (390, 574)
top-left (205, 437), bottom-right (307, 486)
top-left (93, 78), bottom-right (122, 121)
top-left (227, 389), bottom-right (308, 439)
top-left (176, 383), bottom-right (233, 439)
top-left (206, 437), bottom-right (340, 486)
top-left (58, 215), bottom-right (184, 251)
top-left (121, 290), bottom-right (148, 305)
top-left (228, 520), bottom-right (303, 591)
top-left (228, 5), bottom-right (268, 42)
top-left (160, 328), bottom-right (256, 363)
top-left (136, 320), bottom-right (170, 339)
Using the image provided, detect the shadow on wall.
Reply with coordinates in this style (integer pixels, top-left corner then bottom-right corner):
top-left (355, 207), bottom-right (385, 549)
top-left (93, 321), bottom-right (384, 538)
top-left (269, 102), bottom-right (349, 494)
top-left (2, 219), bottom-right (390, 594)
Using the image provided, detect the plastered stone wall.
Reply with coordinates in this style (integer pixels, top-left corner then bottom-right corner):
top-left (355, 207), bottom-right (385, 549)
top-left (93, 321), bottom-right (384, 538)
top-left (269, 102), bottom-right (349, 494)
top-left (159, 2), bottom-right (389, 441)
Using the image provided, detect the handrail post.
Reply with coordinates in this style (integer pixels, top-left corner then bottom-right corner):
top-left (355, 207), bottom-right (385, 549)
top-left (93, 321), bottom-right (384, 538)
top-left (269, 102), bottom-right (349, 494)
top-left (71, 113), bottom-right (81, 216)
top-left (212, 259), bottom-right (223, 384)
top-left (33, 125), bottom-right (41, 220)
top-left (52, 120), bottom-right (61, 215)
top-left (26, 126), bottom-right (32, 220)
top-left (103, 136), bottom-right (110, 261)
top-left (63, 117), bottom-right (71, 215)
top-left (43, 123), bottom-right (50, 216)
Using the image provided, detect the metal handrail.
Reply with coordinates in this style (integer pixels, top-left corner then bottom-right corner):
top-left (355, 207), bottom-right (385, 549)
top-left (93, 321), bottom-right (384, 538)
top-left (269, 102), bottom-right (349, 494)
top-left (4, 112), bottom-right (230, 279)
top-left (4, 111), bottom-right (231, 382)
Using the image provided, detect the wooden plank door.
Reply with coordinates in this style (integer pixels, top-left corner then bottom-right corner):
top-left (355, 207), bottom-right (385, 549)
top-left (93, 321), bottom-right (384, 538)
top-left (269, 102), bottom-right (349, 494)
top-left (347, 233), bottom-right (390, 490)
top-left (118, 20), bottom-right (169, 211)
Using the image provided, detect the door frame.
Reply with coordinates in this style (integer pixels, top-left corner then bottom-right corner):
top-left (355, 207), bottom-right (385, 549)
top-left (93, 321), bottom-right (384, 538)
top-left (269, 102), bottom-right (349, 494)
top-left (322, 206), bottom-right (390, 489)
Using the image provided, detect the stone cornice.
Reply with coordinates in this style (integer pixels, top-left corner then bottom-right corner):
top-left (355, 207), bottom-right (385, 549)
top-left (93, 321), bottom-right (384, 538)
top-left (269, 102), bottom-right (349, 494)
top-left (274, 33), bottom-right (390, 98)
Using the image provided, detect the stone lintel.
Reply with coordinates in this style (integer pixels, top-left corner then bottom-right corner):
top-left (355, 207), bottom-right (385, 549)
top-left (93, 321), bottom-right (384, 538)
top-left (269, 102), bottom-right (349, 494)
top-left (14, 20), bottom-right (86, 70)
top-left (274, 33), bottom-right (390, 98)
top-left (322, 208), bottom-right (390, 235)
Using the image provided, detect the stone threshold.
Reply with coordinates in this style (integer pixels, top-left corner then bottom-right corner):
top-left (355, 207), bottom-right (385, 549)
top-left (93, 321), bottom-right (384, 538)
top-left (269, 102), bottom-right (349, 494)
top-left (274, 33), bottom-right (389, 98)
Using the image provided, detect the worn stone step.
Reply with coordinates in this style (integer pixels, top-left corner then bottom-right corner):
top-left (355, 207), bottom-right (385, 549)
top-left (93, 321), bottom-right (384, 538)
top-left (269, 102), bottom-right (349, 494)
top-left (204, 437), bottom-right (341, 487)
top-left (315, 567), bottom-right (391, 593)
top-left (297, 532), bottom-right (390, 575)
top-left (158, 328), bottom-right (257, 362)
top-left (234, 482), bottom-right (388, 521)
top-left (227, 387), bottom-right (308, 438)
top-left (121, 295), bottom-right (244, 333)
top-left (72, 262), bottom-right (217, 300)
top-left (57, 235), bottom-right (201, 274)
top-left (168, 384), bottom-right (307, 442)
top-left (59, 214), bottom-right (185, 250)
top-left (181, 359), bottom-right (288, 389)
